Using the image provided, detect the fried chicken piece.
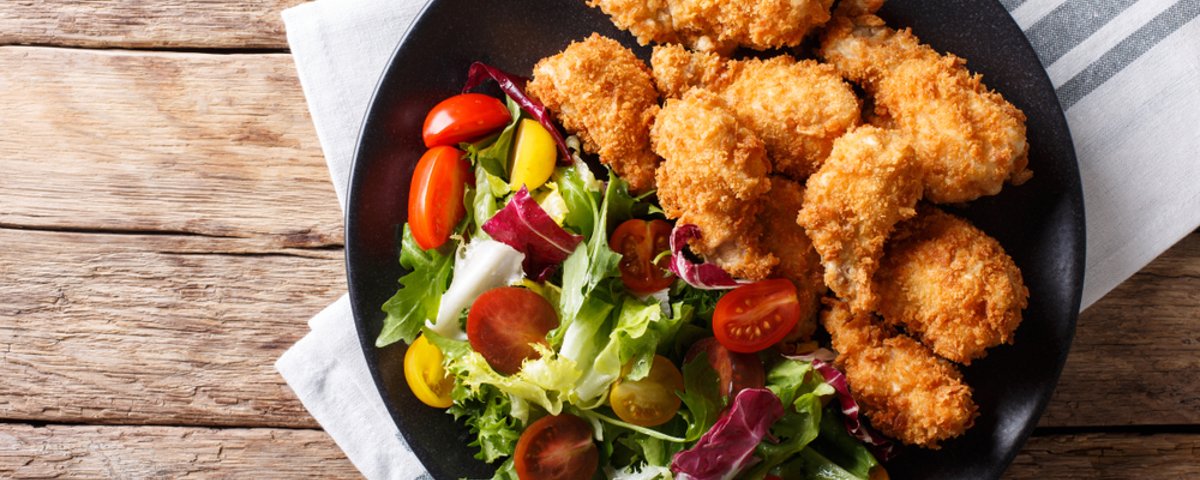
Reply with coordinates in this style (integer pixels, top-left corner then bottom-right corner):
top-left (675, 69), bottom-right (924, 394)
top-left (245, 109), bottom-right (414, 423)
top-left (760, 177), bottom-right (825, 341)
top-left (527, 34), bottom-right (660, 193)
top-left (797, 126), bottom-right (922, 314)
top-left (652, 89), bottom-right (777, 279)
top-left (819, 12), bottom-right (1032, 203)
top-left (823, 300), bottom-right (977, 448)
top-left (873, 206), bottom-right (1029, 365)
top-left (651, 45), bottom-right (861, 179)
top-left (586, 0), bottom-right (834, 54)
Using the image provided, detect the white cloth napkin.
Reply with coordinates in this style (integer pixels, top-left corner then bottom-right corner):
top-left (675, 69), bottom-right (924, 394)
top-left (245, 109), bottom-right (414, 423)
top-left (276, 0), bottom-right (1200, 477)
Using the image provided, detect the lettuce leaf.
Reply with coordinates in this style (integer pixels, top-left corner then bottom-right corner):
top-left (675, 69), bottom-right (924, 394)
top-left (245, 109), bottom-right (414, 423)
top-left (431, 327), bottom-right (581, 417)
top-left (678, 352), bottom-right (723, 442)
top-left (465, 95), bottom-right (521, 179)
top-left (809, 407), bottom-right (881, 479)
top-left (376, 225), bottom-right (454, 347)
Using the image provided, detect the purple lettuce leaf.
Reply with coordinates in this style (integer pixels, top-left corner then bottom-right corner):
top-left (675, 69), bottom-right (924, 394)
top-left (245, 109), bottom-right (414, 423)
top-left (668, 224), bottom-right (745, 290)
top-left (671, 388), bottom-right (785, 480)
top-left (812, 359), bottom-right (897, 461)
top-left (462, 61), bottom-right (571, 164)
top-left (482, 187), bottom-right (582, 280)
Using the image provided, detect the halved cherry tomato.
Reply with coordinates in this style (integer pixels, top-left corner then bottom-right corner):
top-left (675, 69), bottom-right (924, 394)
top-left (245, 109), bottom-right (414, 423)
top-left (713, 279), bottom-right (801, 353)
top-left (403, 334), bottom-right (454, 408)
top-left (609, 355), bottom-right (684, 427)
top-left (466, 287), bottom-right (559, 375)
top-left (685, 337), bottom-right (765, 400)
top-left (514, 414), bottom-right (599, 480)
top-left (611, 219), bottom-right (675, 295)
top-left (422, 93), bottom-right (511, 147)
top-left (408, 145), bottom-right (470, 250)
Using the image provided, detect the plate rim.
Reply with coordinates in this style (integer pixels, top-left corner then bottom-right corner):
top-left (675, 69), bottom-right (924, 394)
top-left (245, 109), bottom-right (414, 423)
top-left (343, 0), bottom-right (1086, 478)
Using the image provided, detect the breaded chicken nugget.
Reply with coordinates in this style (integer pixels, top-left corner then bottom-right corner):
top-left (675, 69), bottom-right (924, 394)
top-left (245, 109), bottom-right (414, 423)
top-left (651, 45), bottom-right (860, 179)
top-left (873, 206), bottom-right (1029, 365)
top-left (587, 0), bottom-right (834, 53)
top-left (819, 13), bottom-right (1031, 203)
top-left (798, 126), bottom-right (922, 314)
top-left (760, 177), bottom-right (825, 341)
top-left (652, 89), bottom-right (777, 280)
top-left (823, 300), bottom-right (977, 448)
top-left (527, 34), bottom-right (661, 193)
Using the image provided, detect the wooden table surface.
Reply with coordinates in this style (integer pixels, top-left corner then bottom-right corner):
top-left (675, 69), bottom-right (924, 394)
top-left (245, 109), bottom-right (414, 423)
top-left (1, 2), bottom-right (1197, 479)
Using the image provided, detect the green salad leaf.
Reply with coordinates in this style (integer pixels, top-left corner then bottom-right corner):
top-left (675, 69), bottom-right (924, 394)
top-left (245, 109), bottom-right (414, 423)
top-left (810, 407), bottom-right (881, 479)
top-left (376, 225), bottom-right (454, 347)
top-left (466, 96), bottom-right (521, 179)
top-left (743, 359), bottom-right (841, 479)
top-left (678, 352), bottom-right (723, 442)
top-left (470, 166), bottom-right (510, 240)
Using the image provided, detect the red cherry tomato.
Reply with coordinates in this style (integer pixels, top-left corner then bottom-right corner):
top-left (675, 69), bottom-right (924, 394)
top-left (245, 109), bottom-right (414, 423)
top-left (610, 219), bottom-right (675, 294)
top-left (422, 93), bottom-right (512, 147)
top-left (514, 414), bottom-right (599, 480)
top-left (467, 287), bottom-right (559, 375)
top-left (408, 145), bottom-right (470, 250)
top-left (713, 279), bottom-right (801, 353)
top-left (685, 337), bottom-right (765, 400)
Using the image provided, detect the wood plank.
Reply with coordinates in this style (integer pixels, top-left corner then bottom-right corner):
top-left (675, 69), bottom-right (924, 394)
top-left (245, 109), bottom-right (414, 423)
top-left (1, 424), bottom-right (1194, 479)
top-left (1007, 433), bottom-right (1200, 479)
top-left (0, 228), bottom-right (343, 428)
top-left (0, 1), bottom-right (298, 49)
top-left (1039, 231), bottom-right (1200, 427)
top-left (0, 46), bottom-right (341, 248)
top-left (0, 424), bottom-right (358, 479)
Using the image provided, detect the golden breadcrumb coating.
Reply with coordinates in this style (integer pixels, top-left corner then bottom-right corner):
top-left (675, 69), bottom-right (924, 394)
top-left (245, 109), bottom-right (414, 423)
top-left (798, 126), bottom-right (922, 314)
top-left (527, 33), bottom-right (661, 193)
top-left (873, 206), bottom-right (1029, 365)
top-left (823, 300), bottom-right (977, 448)
top-left (650, 45), bottom-right (861, 179)
top-left (819, 13), bottom-right (1031, 203)
top-left (759, 176), bottom-right (826, 341)
top-left (651, 89), bottom-right (777, 280)
top-left (587, 0), bottom-right (834, 53)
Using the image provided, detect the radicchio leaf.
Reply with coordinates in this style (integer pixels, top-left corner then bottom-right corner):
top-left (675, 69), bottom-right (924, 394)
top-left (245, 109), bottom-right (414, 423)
top-left (668, 224), bottom-right (745, 290)
top-left (812, 359), bottom-right (897, 461)
top-left (671, 388), bottom-right (784, 480)
top-left (462, 61), bottom-right (571, 164)
top-left (482, 187), bottom-right (582, 281)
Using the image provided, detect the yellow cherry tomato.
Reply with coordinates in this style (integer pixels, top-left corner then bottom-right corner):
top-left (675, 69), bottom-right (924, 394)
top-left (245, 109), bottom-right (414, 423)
top-left (609, 355), bottom-right (684, 427)
top-left (404, 334), bottom-right (454, 408)
top-left (508, 118), bottom-right (557, 191)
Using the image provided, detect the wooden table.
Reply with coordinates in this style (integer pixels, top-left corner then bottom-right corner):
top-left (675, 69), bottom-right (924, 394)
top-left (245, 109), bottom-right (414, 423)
top-left (1, 2), bottom-right (1196, 478)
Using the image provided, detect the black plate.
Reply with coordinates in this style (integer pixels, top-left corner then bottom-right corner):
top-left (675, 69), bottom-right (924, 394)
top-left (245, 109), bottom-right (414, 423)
top-left (345, 1), bottom-right (1084, 478)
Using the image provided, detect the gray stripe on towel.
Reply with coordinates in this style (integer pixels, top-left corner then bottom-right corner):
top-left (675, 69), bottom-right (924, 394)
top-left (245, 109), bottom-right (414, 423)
top-left (1057, 0), bottom-right (1200, 109)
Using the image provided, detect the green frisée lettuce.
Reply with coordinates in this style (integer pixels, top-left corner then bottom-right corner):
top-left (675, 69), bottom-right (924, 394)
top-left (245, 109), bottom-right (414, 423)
top-left (377, 225), bottom-right (455, 347)
top-left (428, 330), bottom-right (581, 419)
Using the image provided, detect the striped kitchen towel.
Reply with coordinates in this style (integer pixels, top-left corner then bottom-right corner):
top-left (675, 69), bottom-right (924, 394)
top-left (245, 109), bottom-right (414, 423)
top-left (277, 0), bottom-right (1200, 478)
top-left (1006, 0), bottom-right (1200, 307)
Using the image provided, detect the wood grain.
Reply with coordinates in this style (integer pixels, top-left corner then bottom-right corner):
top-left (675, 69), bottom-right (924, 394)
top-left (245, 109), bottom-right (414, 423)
top-left (0, 423), bottom-right (1194, 479)
top-left (0, 228), bottom-right (343, 428)
top-left (0, 46), bottom-right (341, 248)
top-left (0, 1), bottom-right (299, 49)
top-left (1040, 232), bottom-right (1200, 427)
top-left (0, 424), bottom-right (358, 479)
top-left (1008, 433), bottom-right (1200, 479)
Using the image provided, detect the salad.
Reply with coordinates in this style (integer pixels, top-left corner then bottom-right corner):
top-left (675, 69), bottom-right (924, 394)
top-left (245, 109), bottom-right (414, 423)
top-left (376, 62), bottom-right (891, 480)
